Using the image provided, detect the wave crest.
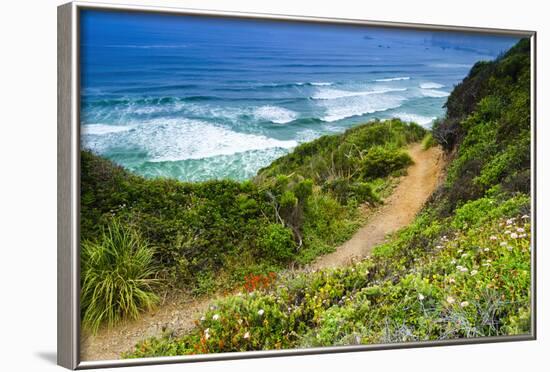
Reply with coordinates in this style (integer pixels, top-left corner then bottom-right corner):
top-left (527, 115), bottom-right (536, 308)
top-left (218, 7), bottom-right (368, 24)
top-left (82, 119), bottom-right (298, 162)
top-left (312, 87), bottom-right (407, 100)
top-left (374, 76), bottom-right (411, 82)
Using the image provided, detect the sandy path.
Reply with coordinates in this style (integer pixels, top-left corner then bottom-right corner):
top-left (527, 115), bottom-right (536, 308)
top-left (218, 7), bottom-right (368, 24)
top-left (80, 293), bottom-right (215, 361)
top-left (81, 143), bottom-right (445, 361)
top-left (310, 143), bottom-right (445, 270)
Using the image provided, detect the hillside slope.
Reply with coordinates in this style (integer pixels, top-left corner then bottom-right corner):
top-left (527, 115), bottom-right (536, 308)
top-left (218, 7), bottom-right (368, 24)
top-left (80, 118), bottom-right (426, 333)
top-left (126, 38), bottom-right (532, 358)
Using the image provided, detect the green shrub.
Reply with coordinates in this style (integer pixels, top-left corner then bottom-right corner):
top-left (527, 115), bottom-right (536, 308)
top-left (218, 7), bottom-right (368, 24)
top-left (421, 133), bottom-right (436, 150)
top-left (258, 224), bottom-right (296, 262)
top-left (81, 220), bottom-right (159, 333)
top-left (257, 120), bottom-right (425, 183)
top-left (322, 178), bottom-right (380, 205)
top-left (360, 146), bottom-right (413, 180)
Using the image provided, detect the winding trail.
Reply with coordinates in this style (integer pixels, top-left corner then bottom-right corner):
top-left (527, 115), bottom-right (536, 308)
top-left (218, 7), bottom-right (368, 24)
top-left (81, 143), bottom-right (445, 361)
top-left (311, 143), bottom-right (445, 269)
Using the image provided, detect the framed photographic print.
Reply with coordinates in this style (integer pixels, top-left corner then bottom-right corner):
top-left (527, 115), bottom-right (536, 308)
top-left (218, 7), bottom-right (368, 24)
top-left (57, 1), bottom-right (536, 369)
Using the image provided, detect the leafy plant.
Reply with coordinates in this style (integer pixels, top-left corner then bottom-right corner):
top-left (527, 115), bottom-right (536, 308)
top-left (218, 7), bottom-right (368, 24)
top-left (360, 146), bottom-right (412, 180)
top-left (81, 219), bottom-right (159, 333)
top-left (258, 224), bottom-right (296, 262)
top-left (421, 133), bottom-right (436, 150)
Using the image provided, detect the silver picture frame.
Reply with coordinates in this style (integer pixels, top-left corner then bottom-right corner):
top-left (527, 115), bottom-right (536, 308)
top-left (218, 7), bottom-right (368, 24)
top-left (57, 1), bottom-right (537, 369)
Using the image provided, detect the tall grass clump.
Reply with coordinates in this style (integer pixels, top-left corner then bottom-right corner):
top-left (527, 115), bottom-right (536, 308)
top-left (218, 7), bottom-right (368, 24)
top-left (81, 219), bottom-right (159, 333)
top-left (421, 133), bottom-right (436, 150)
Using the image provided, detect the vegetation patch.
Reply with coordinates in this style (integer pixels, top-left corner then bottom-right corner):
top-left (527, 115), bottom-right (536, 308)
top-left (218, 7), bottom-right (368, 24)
top-left (124, 38), bottom-right (532, 356)
top-left (81, 220), bottom-right (159, 333)
top-left (81, 120), bottom-right (424, 329)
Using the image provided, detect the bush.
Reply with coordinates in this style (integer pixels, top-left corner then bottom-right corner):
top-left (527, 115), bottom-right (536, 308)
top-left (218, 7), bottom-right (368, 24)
top-left (81, 220), bottom-right (159, 333)
top-left (258, 224), bottom-right (296, 262)
top-left (421, 133), bottom-right (436, 150)
top-left (322, 178), bottom-right (379, 205)
top-left (360, 146), bottom-right (413, 180)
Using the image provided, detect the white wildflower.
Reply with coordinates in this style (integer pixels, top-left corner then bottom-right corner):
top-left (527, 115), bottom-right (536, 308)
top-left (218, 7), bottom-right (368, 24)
top-left (500, 242), bottom-right (508, 247)
top-left (449, 278), bottom-right (456, 284)
top-left (460, 301), bottom-right (469, 308)
top-left (436, 245), bottom-right (443, 249)
top-left (504, 230), bottom-right (511, 235)
top-left (447, 296), bottom-right (455, 304)
top-left (200, 316), bottom-right (206, 322)
top-left (506, 218), bottom-right (514, 225)
top-left (510, 232), bottom-right (519, 239)
top-left (484, 247), bottom-right (490, 252)
top-left (418, 294), bottom-right (425, 301)
top-left (517, 227), bottom-right (525, 233)
top-left (521, 214), bottom-right (530, 220)
top-left (451, 259), bottom-right (457, 264)
top-left (212, 314), bottom-right (220, 321)
top-left (258, 309), bottom-right (265, 316)
top-left (471, 270), bottom-right (478, 275)
top-left (519, 233), bottom-right (527, 238)
top-left (461, 253), bottom-right (468, 258)
top-left (489, 236), bottom-right (497, 241)
top-left (243, 331), bottom-right (250, 339)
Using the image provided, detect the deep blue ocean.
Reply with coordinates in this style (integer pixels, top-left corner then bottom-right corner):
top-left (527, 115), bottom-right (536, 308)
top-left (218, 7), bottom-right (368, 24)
top-left (80, 11), bottom-right (519, 181)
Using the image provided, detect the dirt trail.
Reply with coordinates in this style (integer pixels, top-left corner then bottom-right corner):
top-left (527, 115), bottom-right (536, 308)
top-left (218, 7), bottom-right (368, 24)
top-left (81, 293), bottom-right (215, 361)
top-left (81, 143), bottom-right (445, 361)
top-left (310, 143), bottom-right (445, 270)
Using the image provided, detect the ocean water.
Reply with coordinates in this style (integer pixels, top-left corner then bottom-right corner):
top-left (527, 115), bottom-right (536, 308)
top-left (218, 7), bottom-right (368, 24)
top-left (80, 11), bottom-right (519, 182)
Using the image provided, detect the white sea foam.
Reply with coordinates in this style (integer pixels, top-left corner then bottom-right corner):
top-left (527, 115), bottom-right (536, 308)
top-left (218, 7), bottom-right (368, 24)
top-left (312, 87), bottom-right (407, 100)
top-left (295, 129), bottom-right (323, 143)
top-left (318, 93), bottom-right (405, 122)
top-left (83, 118), bottom-right (297, 162)
top-left (82, 124), bottom-right (133, 135)
top-left (429, 63), bottom-right (471, 69)
top-left (421, 89), bottom-right (451, 98)
top-left (253, 106), bottom-right (298, 124)
top-left (419, 82), bottom-right (445, 89)
top-left (147, 147), bottom-right (291, 182)
top-left (374, 76), bottom-right (411, 82)
top-left (310, 82), bottom-right (333, 86)
top-left (390, 113), bottom-right (437, 127)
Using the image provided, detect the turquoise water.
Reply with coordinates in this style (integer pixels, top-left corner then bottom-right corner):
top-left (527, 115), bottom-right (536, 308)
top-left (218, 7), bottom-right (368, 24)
top-left (80, 10), bottom-right (518, 181)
